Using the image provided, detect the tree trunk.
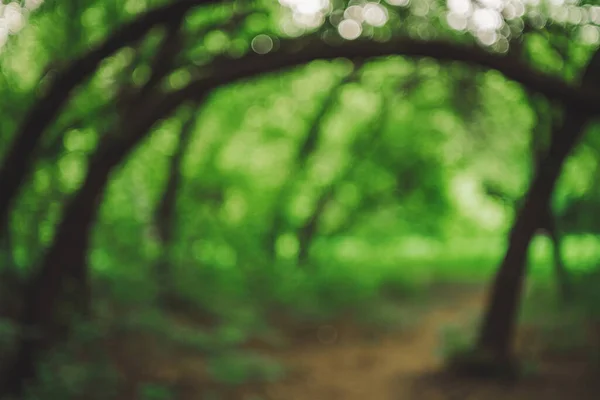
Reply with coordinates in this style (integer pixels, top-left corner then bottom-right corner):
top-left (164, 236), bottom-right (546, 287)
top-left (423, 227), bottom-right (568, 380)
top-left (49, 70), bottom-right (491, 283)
top-left (267, 70), bottom-right (359, 259)
top-left (1, 126), bottom-right (167, 396)
top-left (476, 111), bottom-right (587, 364)
top-left (0, 1), bottom-right (199, 237)
top-left (0, 160), bottom-right (111, 396)
top-left (297, 192), bottom-right (332, 265)
top-left (527, 95), bottom-right (572, 304)
top-left (153, 109), bottom-right (197, 306)
top-left (0, 22), bottom-right (190, 395)
top-left (0, 105), bottom-right (178, 397)
top-left (547, 219), bottom-right (572, 303)
top-left (475, 46), bottom-right (600, 367)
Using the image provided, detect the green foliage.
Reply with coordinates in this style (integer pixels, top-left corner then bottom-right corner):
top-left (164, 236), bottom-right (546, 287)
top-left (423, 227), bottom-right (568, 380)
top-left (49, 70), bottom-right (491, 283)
top-left (24, 343), bottom-right (121, 400)
top-left (577, 267), bottom-right (600, 319)
top-left (2, 0), bottom-right (600, 397)
top-left (138, 383), bottom-right (176, 400)
top-left (437, 314), bottom-right (479, 360)
top-left (0, 318), bottom-right (18, 357)
top-left (520, 274), bottom-right (600, 362)
top-left (206, 352), bottom-right (284, 386)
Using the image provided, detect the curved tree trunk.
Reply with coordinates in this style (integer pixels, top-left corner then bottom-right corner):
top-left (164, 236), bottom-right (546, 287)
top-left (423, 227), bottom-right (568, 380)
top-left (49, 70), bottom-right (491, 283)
top-left (1, 161), bottom-right (108, 395)
top-left (0, 21), bottom-right (187, 397)
top-left (473, 47), bottom-right (600, 369)
top-left (0, 1), bottom-right (205, 237)
top-left (475, 111), bottom-right (588, 366)
top-left (0, 123), bottom-right (180, 397)
top-left (1, 133), bottom-right (170, 396)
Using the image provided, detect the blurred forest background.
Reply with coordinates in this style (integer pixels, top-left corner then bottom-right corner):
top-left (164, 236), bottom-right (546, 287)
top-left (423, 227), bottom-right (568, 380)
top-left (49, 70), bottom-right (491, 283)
top-left (1, 0), bottom-right (600, 399)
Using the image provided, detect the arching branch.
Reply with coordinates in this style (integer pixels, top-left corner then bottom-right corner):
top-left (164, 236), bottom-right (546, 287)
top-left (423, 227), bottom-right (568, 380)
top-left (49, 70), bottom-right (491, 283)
top-left (207, 37), bottom-right (599, 110)
top-left (0, 0), bottom-right (220, 234)
top-left (2, 30), bottom-right (599, 252)
top-left (70, 36), bottom-right (600, 201)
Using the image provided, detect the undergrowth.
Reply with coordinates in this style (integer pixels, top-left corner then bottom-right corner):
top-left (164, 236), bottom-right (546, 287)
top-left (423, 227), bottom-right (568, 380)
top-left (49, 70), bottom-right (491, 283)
top-left (1, 235), bottom-right (599, 397)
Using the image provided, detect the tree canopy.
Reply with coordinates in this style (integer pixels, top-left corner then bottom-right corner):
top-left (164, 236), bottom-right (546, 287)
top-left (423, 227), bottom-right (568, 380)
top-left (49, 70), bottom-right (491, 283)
top-left (1, 0), bottom-right (600, 398)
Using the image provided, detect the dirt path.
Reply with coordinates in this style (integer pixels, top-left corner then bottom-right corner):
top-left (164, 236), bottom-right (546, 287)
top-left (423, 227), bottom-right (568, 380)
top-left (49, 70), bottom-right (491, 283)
top-left (255, 286), bottom-right (488, 400)
top-left (113, 285), bottom-right (599, 399)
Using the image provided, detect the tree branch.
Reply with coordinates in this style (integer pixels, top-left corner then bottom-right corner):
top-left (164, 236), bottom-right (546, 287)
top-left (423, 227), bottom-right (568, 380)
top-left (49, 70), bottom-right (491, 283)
top-left (267, 65), bottom-right (361, 257)
top-left (153, 103), bottom-right (199, 304)
top-left (0, 0), bottom-right (220, 235)
top-left (80, 36), bottom-right (600, 198)
top-left (205, 37), bottom-right (599, 111)
top-left (3, 33), bottom-right (598, 240)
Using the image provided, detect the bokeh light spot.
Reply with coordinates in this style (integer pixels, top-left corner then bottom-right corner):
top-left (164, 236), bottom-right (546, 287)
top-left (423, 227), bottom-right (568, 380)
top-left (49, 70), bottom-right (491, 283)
top-left (338, 19), bottom-right (362, 40)
top-left (476, 29), bottom-right (498, 45)
top-left (251, 34), bottom-right (274, 54)
top-left (447, 0), bottom-right (472, 16)
top-left (4, 2), bottom-right (25, 33)
top-left (364, 3), bottom-right (389, 27)
top-left (345, 5), bottom-right (365, 22)
top-left (280, 0), bottom-right (330, 14)
top-left (580, 24), bottom-right (600, 44)
top-left (386, 0), bottom-right (410, 6)
top-left (446, 12), bottom-right (468, 30)
top-left (473, 8), bottom-right (502, 31)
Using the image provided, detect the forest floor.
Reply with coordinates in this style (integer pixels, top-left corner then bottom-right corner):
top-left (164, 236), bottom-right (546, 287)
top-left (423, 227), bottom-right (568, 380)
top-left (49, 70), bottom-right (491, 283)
top-left (108, 284), bottom-right (600, 400)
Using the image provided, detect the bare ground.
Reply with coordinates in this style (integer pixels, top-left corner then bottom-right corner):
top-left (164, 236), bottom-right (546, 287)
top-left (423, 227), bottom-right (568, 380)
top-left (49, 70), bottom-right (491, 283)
top-left (108, 284), bottom-right (600, 400)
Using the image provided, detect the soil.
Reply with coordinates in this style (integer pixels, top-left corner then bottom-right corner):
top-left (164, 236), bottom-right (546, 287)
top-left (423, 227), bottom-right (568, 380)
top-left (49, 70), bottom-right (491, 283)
top-left (108, 284), bottom-right (600, 400)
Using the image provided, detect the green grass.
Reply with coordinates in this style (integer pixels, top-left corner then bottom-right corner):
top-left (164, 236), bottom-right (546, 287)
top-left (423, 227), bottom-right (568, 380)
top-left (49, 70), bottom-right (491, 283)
top-left (94, 234), bottom-right (600, 324)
